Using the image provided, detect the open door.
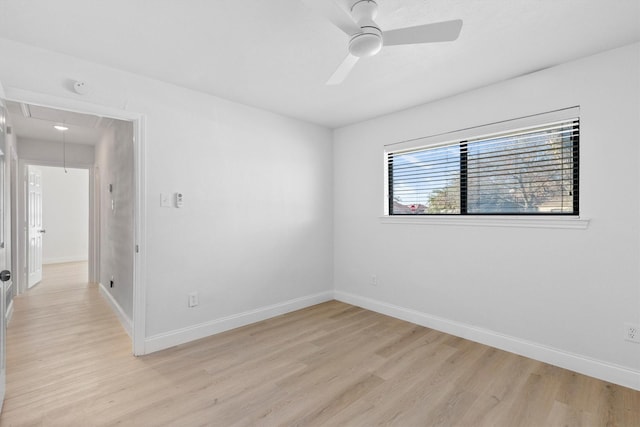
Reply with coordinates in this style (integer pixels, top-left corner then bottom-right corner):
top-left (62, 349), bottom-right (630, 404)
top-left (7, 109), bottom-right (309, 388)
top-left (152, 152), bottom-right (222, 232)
top-left (27, 167), bottom-right (43, 288)
top-left (0, 98), bottom-right (10, 411)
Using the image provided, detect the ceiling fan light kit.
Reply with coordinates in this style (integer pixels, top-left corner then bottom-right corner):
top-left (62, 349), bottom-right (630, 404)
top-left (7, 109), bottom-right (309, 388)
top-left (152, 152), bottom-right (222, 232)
top-left (349, 29), bottom-right (382, 58)
top-left (302, 0), bottom-right (463, 84)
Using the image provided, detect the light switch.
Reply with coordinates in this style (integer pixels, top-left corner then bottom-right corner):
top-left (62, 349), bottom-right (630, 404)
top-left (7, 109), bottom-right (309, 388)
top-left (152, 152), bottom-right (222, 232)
top-left (160, 193), bottom-right (172, 207)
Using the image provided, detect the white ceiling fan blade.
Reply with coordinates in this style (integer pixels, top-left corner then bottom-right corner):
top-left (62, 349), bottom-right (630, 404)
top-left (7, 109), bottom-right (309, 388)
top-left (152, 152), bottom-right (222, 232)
top-left (300, 0), bottom-right (362, 36)
top-left (327, 54), bottom-right (359, 85)
top-left (383, 19), bottom-right (463, 46)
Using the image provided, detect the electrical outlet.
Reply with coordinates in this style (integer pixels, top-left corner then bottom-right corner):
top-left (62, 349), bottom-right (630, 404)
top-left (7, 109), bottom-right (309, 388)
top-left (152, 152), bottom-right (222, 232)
top-left (370, 274), bottom-right (377, 286)
top-left (624, 323), bottom-right (640, 343)
top-left (188, 292), bottom-right (199, 308)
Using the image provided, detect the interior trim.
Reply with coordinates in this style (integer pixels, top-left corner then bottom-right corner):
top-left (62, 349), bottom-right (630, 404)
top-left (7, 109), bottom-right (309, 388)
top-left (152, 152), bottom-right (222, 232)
top-left (98, 282), bottom-right (133, 337)
top-left (379, 215), bottom-right (590, 229)
top-left (144, 291), bottom-right (334, 354)
top-left (334, 290), bottom-right (640, 391)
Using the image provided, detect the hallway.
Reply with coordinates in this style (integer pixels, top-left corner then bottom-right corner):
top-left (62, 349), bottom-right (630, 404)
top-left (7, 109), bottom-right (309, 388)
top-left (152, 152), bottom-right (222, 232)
top-left (0, 262), bottom-right (133, 425)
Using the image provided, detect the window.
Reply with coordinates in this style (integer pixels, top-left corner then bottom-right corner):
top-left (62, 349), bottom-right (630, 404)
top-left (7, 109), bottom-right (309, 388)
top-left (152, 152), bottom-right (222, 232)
top-left (387, 115), bottom-right (579, 216)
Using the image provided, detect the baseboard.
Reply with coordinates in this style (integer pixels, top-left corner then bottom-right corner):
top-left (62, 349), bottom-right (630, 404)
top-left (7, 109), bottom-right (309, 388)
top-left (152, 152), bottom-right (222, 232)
top-left (145, 291), bottom-right (334, 354)
top-left (98, 282), bottom-right (132, 337)
top-left (5, 300), bottom-right (13, 325)
top-left (44, 256), bottom-right (88, 265)
top-left (334, 291), bottom-right (640, 391)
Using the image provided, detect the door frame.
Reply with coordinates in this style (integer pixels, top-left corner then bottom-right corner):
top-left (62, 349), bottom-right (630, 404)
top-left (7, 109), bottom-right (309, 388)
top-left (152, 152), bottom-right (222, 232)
top-left (0, 93), bottom-right (8, 411)
top-left (19, 161), bottom-right (96, 291)
top-left (5, 88), bottom-right (147, 356)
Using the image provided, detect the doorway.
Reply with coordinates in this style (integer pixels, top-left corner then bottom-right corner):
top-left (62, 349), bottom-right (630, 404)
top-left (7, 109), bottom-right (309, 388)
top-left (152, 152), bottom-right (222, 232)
top-left (3, 98), bottom-right (145, 356)
top-left (27, 165), bottom-right (89, 289)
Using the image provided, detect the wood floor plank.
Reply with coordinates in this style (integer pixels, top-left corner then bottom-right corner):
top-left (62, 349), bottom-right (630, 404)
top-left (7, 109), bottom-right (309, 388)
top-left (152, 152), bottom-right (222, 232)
top-left (1, 261), bottom-right (638, 426)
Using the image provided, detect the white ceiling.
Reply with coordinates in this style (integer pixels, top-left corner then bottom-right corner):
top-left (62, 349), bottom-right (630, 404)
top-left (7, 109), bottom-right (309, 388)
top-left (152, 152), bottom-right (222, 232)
top-left (5, 101), bottom-right (110, 145)
top-left (0, 0), bottom-right (638, 128)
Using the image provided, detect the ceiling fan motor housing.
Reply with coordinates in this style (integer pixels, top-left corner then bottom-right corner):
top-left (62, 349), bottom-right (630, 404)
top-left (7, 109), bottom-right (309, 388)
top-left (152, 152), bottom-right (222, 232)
top-left (349, 0), bottom-right (382, 57)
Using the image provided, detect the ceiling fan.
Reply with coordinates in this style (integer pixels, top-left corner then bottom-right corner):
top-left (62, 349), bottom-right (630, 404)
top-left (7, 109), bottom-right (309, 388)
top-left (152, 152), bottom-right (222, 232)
top-left (301, 0), bottom-right (463, 85)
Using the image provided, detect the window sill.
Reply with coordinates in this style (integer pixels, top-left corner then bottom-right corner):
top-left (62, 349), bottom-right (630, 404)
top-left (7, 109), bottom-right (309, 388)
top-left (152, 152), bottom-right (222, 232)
top-left (378, 215), bottom-right (590, 230)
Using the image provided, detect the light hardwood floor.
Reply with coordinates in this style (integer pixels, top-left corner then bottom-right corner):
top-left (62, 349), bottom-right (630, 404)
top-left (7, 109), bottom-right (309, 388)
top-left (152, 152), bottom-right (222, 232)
top-left (0, 262), bottom-right (638, 426)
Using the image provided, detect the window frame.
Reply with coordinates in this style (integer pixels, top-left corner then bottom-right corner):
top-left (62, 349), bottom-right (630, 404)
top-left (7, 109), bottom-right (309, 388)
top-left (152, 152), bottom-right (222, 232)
top-left (382, 107), bottom-right (588, 228)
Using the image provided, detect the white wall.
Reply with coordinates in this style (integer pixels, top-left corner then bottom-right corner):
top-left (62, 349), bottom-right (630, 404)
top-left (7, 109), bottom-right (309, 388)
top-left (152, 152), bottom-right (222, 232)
top-left (95, 120), bottom-right (134, 321)
top-left (17, 138), bottom-right (94, 166)
top-left (334, 43), bottom-right (640, 389)
top-left (140, 86), bottom-right (334, 346)
top-left (38, 166), bottom-right (88, 264)
top-left (0, 38), bottom-right (334, 351)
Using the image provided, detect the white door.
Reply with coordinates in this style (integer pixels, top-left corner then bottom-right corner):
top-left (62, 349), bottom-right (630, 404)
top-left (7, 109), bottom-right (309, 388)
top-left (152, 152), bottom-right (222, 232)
top-left (0, 99), bottom-right (9, 411)
top-left (27, 167), bottom-right (43, 288)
